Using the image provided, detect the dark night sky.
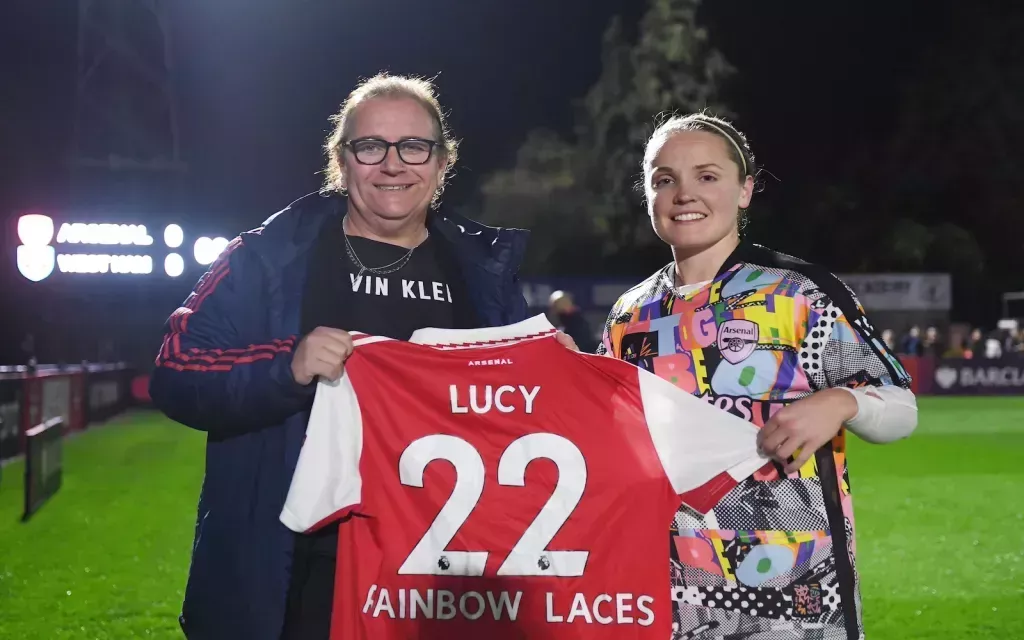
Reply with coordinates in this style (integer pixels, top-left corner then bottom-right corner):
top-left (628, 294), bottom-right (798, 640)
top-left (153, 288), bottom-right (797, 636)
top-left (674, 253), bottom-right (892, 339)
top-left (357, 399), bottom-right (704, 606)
top-left (1, 0), bottom-right (1011, 364)
top-left (2, 0), bottom-right (945, 229)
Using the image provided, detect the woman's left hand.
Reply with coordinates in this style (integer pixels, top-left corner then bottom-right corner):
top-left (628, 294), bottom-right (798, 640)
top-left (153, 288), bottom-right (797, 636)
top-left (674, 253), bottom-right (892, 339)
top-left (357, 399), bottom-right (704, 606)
top-left (756, 388), bottom-right (859, 474)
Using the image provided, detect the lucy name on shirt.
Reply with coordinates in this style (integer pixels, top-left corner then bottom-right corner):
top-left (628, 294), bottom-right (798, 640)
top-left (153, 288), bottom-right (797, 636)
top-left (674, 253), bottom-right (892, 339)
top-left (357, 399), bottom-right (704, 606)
top-left (362, 587), bottom-right (655, 626)
top-left (350, 273), bottom-right (453, 303)
top-left (450, 385), bottom-right (540, 415)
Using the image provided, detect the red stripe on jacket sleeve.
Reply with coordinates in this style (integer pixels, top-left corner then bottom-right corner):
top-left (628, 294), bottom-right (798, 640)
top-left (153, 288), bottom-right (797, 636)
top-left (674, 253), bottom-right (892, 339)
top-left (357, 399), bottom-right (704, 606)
top-left (156, 237), bottom-right (296, 372)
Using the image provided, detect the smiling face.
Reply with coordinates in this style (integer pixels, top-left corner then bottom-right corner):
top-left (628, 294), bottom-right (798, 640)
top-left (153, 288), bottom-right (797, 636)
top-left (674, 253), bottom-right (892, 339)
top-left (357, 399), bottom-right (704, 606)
top-left (341, 97), bottom-right (448, 226)
top-left (645, 129), bottom-right (754, 256)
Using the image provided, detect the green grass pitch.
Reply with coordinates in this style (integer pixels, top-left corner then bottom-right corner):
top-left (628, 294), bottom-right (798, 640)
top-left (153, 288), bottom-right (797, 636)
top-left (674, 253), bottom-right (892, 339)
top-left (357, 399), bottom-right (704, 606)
top-left (1, 398), bottom-right (1021, 639)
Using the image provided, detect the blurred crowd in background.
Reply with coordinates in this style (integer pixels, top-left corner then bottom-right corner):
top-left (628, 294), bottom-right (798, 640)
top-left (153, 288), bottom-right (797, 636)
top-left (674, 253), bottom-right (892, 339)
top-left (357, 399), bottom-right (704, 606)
top-left (883, 325), bottom-right (1024, 360)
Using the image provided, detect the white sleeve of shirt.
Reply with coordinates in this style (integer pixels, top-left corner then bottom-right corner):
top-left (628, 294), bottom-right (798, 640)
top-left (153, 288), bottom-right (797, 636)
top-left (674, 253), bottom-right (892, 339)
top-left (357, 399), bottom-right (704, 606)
top-left (279, 374), bottom-right (365, 533)
top-left (835, 384), bottom-right (918, 444)
top-left (637, 367), bottom-right (769, 510)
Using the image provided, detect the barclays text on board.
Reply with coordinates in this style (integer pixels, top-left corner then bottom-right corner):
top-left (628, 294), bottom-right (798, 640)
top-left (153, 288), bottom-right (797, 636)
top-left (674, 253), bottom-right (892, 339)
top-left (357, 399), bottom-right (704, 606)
top-left (931, 359), bottom-right (1024, 395)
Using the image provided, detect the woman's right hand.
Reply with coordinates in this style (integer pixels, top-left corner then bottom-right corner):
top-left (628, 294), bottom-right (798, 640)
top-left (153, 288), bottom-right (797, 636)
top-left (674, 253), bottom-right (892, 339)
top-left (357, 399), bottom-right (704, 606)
top-left (290, 326), bottom-right (354, 385)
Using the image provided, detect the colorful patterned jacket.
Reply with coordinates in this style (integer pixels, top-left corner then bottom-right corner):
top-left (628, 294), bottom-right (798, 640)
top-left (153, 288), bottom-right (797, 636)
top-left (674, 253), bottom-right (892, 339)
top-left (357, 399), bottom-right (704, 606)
top-left (599, 243), bottom-right (911, 640)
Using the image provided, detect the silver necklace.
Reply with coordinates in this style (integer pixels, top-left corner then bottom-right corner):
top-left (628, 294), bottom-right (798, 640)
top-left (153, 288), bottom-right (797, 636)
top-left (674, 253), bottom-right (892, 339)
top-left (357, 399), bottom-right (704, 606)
top-left (341, 214), bottom-right (428, 279)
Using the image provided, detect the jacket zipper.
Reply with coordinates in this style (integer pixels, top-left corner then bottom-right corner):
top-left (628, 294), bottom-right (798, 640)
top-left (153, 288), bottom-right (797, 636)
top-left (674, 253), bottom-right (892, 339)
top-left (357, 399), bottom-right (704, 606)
top-left (816, 445), bottom-right (860, 639)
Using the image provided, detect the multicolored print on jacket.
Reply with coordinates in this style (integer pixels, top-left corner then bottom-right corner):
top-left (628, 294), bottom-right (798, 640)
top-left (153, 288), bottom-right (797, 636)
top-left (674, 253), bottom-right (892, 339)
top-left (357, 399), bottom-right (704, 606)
top-left (599, 244), bottom-right (911, 640)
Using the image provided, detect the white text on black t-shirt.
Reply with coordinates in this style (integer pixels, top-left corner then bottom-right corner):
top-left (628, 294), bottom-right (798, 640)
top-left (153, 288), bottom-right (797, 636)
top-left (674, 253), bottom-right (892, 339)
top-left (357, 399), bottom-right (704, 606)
top-left (350, 274), bottom-right (453, 303)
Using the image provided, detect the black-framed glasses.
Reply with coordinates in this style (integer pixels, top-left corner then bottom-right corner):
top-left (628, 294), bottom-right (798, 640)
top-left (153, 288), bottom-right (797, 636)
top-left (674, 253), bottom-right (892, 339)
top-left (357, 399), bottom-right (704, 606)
top-left (342, 137), bottom-right (441, 165)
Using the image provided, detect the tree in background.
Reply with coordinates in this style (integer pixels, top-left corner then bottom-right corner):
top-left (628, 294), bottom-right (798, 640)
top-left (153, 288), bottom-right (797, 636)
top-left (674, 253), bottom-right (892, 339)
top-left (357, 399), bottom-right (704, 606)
top-left (792, 3), bottom-right (1023, 322)
top-left (477, 0), bottom-right (733, 275)
top-left (480, 0), bottom-right (1022, 329)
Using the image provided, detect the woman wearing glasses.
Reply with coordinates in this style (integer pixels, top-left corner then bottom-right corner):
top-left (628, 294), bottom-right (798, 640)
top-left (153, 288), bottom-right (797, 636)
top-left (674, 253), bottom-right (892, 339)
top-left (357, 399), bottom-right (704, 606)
top-left (149, 73), bottom-right (574, 640)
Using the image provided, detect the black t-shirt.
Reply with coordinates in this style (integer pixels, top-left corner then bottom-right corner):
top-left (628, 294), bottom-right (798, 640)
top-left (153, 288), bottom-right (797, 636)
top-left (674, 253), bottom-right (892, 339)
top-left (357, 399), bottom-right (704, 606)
top-left (300, 218), bottom-right (476, 340)
top-left (284, 218), bottom-right (479, 638)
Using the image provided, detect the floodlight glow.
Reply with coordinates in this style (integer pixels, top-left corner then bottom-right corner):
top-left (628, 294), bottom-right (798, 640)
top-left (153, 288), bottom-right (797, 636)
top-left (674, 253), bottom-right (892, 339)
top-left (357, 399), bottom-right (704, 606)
top-left (164, 224), bottom-right (183, 248)
top-left (56, 222), bottom-right (153, 246)
top-left (18, 214), bottom-right (55, 246)
top-left (165, 253), bottom-right (184, 277)
top-left (193, 236), bottom-right (229, 265)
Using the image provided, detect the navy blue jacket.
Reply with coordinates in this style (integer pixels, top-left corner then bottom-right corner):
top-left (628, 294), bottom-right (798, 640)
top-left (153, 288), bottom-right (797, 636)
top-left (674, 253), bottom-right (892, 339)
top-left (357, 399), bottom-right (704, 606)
top-left (149, 192), bottom-right (530, 640)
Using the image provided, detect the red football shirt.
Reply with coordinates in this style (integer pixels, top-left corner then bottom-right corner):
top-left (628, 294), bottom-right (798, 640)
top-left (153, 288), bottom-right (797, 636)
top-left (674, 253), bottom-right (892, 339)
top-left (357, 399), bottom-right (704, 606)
top-left (281, 315), bottom-right (766, 639)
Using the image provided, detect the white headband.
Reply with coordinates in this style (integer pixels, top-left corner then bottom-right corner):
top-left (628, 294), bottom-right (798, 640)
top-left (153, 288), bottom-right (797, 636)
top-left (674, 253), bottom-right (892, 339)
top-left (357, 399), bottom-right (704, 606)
top-left (693, 120), bottom-right (748, 176)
